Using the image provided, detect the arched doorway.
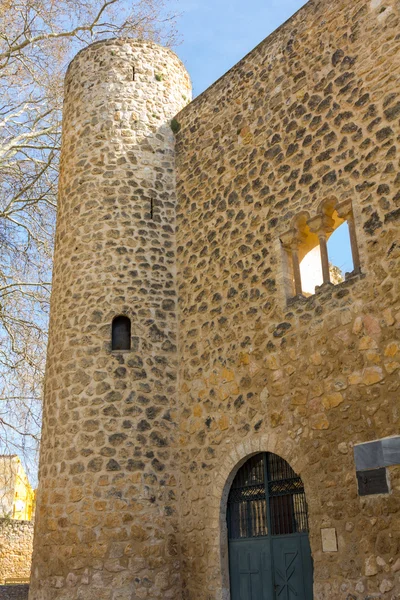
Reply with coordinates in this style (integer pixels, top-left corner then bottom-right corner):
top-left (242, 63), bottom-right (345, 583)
top-left (227, 452), bottom-right (313, 599)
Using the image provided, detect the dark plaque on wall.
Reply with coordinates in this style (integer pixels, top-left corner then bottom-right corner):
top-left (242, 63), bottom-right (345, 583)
top-left (356, 468), bottom-right (389, 496)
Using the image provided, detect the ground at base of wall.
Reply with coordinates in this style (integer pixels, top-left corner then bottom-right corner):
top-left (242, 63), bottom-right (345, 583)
top-left (0, 585), bottom-right (29, 599)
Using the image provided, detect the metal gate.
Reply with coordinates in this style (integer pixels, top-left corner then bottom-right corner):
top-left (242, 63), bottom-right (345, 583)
top-left (227, 453), bottom-right (313, 600)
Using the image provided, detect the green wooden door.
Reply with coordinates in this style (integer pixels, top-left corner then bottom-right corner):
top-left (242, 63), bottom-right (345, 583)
top-left (229, 539), bottom-right (273, 600)
top-left (227, 453), bottom-right (313, 600)
top-left (271, 535), bottom-right (313, 599)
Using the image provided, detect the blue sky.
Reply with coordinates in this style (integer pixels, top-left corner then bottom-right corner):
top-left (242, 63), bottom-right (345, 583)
top-left (171, 0), bottom-right (354, 274)
top-left (172, 0), bottom-right (308, 96)
top-left (328, 223), bottom-right (353, 275)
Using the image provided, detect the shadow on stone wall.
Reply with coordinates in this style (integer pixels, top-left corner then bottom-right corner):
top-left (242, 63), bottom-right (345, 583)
top-left (0, 584), bottom-right (29, 600)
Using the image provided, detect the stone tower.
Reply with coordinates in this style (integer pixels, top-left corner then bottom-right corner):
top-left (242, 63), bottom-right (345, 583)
top-left (29, 39), bottom-right (191, 600)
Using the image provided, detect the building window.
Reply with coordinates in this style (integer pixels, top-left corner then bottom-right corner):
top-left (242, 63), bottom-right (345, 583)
top-left (281, 199), bottom-right (360, 298)
top-left (112, 316), bottom-right (131, 351)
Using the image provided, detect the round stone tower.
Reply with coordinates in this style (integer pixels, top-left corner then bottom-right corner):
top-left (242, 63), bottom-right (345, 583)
top-left (29, 39), bottom-right (191, 600)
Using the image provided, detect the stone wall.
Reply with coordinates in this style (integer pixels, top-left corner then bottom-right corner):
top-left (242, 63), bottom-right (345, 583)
top-left (0, 585), bottom-right (30, 600)
top-left (30, 1), bottom-right (400, 599)
top-left (29, 39), bottom-right (191, 600)
top-left (0, 519), bottom-right (33, 583)
top-left (175, 0), bottom-right (400, 598)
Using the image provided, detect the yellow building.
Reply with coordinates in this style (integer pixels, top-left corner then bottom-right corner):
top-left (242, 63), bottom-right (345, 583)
top-left (0, 455), bottom-right (35, 521)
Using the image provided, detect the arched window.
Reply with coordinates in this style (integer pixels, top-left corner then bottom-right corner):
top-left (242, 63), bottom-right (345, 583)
top-left (112, 316), bottom-right (131, 351)
top-left (281, 200), bottom-right (360, 298)
top-left (298, 210), bottom-right (352, 295)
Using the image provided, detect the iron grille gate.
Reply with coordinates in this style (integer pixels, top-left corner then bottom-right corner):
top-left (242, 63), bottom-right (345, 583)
top-left (227, 453), bottom-right (313, 600)
top-left (227, 453), bottom-right (309, 540)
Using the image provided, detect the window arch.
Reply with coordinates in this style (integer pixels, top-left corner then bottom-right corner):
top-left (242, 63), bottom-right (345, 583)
top-left (227, 453), bottom-right (309, 539)
top-left (112, 316), bottom-right (131, 351)
top-left (281, 199), bottom-right (360, 298)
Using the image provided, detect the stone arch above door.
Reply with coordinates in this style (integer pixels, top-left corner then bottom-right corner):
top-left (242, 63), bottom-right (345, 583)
top-left (207, 435), bottom-right (312, 600)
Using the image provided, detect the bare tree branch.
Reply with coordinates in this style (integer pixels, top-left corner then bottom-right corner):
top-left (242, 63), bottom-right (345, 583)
top-left (0, 0), bottom-right (179, 488)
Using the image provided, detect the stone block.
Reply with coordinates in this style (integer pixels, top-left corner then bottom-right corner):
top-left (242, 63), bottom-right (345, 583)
top-left (321, 528), bottom-right (338, 552)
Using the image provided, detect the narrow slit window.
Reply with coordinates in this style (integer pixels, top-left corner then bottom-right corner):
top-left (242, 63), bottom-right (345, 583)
top-left (150, 198), bottom-right (154, 220)
top-left (112, 316), bottom-right (131, 351)
top-left (132, 66), bottom-right (135, 81)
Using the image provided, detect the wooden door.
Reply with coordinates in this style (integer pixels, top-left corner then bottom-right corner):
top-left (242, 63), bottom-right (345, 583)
top-left (227, 453), bottom-right (313, 600)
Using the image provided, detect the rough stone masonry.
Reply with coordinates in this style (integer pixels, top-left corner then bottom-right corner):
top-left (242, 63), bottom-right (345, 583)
top-left (0, 519), bottom-right (33, 584)
top-left (29, 0), bottom-right (400, 599)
